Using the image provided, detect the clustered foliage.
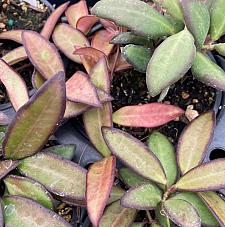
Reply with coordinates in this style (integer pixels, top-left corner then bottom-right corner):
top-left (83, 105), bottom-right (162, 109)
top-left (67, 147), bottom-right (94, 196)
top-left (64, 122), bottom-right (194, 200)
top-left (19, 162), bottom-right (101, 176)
top-left (0, 0), bottom-right (224, 226)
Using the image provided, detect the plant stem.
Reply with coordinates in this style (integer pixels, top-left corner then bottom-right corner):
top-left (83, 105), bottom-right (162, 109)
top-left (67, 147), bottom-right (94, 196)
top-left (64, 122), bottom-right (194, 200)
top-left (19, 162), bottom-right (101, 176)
top-left (166, 217), bottom-right (171, 227)
top-left (146, 210), bottom-right (154, 224)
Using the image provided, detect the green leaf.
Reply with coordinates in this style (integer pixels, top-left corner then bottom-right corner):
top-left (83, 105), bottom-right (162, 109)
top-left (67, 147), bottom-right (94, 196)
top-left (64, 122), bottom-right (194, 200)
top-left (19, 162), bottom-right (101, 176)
top-left (119, 168), bottom-right (149, 187)
top-left (146, 29), bottom-right (196, 97)
top-left (108, 186), bottom-right (125, 205)
top-left (122, 45), bottom-right (152, 73)
top-left (214, 43), bottom-right (225, 56)
top-left (102, 127), bottom-right (167, 185)
top-left (4, 175), bottom-right (54, 210)
top-left (132, 223), bottom-right (145, 227)
top-left (163, 199), bottom-right (201, 227)
top-left (177, 111), bottom-right (215, 174)
top-left (3, 73), bottom-right (66, 160)
top-left (210, 0), bottom-right (225, 40)
top-left (0, 160), bottom-right (19, 180)
top-left (155, 205), bottom-right (173, 227)
top-left (181, 0), bottom-right (210, 48)
top-left (43, 144), bottom-right (75, 160)
top-left (147, 131), bottom-right (178, 186)
top-left (198, 192), bottom-right (225, 226)
top-left (2, 196), bottom-right (71, 227)
top-left (18, 152), bottom-right (87, 201)
top-left (99, 201), bottom-right (137, 227)
top-left (91, 0), bottom-right (179, 38)
top-left (175, 159), bottom-right (225, 191)
top-left (121, 183), bottom-right (162, 209)
top-left (174, 192), bottom-right (219, 226)
top-left (191, 51), bottom-right (225, 91)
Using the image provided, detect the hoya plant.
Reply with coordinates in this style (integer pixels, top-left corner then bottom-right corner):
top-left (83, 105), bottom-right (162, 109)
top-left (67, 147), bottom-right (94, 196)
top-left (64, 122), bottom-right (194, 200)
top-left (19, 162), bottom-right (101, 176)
top-left (91, 0), bottom-right (225, 98)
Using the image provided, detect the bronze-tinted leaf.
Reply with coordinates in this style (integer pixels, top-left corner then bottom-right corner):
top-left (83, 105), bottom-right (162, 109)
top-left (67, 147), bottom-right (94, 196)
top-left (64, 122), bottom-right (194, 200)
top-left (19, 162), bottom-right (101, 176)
top-left (3, 196), bottom-right (71, 227)
top-left (52, 23), bottom-right (90, 64)
top-left (99, 201), bottom-right (137, 227)
top-left (3, 73), bottom-right (66, 160)
top-left (177, 111), bottom-right (215, 175)
top-left (87, 156), bottom-right (116, 227)
top-left (18, 152), bottom-right (87, 201)
top-left (113, 103), bottom-right (184, 128)
top-left (76, 15), bottom-right (99, 34)
top-left (102, 127), bottom-right (167, 185)
top-left (0, 59), bottom-right (29, 111)
top-left (4, 175), bottom-right (54, 210)
top-left (64, 101), bottom-right (90, 119)
top-left (32, 70), bottom-right (45, 89)
top-left (109, 52), bottom-right (132, 72)
top-left (175, 159), bottom-right (225, 191)
top-left (0, 30), bottom-right (23, 44)
top-left (198, 192), bottom-right (225, 226)
top-left (22, 31), bottom-right (64, 79)
top-left (0, 160), bottom-right (19, 180)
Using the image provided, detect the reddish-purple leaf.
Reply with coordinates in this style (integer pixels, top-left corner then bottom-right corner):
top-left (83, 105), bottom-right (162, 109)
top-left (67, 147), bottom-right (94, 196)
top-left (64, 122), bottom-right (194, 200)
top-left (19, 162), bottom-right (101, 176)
top-left (66, 71), bottom-right (101, 107)
top-left (76, 15), bottom-right (99, 34)
top-left (65, 0), bottom-right (89, 28)
top-left (22, 31), bottom-right (64, 79)
top-left (52, 23), bottom-right (90, 64)
top-left (87, 156), bottom-right (116, 227)
top-left (0, 160), bottom-right (19, 180)
top-left (0, 111), bottom-right (11, 125)
top-left (0, 59), bottom-right (29, 111)
top-left (100, 19), bottom-right (118, 32)
top-left (113, 103), bottom-right (184, 128)
top-left (0, 30), bottom-right (23, 44)
top-left (3, 72), bottom-right (66, 160)
top-left (41, 1), bottom-right (70, 39)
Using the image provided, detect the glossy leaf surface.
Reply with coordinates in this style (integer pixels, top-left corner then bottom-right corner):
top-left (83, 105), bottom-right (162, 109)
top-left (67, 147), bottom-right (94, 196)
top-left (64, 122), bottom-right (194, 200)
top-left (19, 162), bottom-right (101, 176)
top-left (175, 159), bottom-right (225, 191)
top-left (87, 156), bottom-right (116, 227)
top-left (147, 131), bottom-right (177, 186)
top-left (3, 73), bottom-right (66, 160)
top-left (92, 0), bottom-right (179, 38)
top-left (177, 111), bottom-right (215, 174)
top-left (22, 31), bottom-right (64, 79)
top-left (4, 175), bottom-right (54, 210)
top-left (113, 103), bottom-right (184, 128)
top-left (121, 183), bottom-right (162, 209)
top-left (102, 127), bottom-right (167, 185)
top-left (147, 29), bottom-right (196, 96)
top-left (18, 152), bottom-right (87, 200)
top-left (0, 30), bottom-right (23, 44)
top-left (0, 160), bottom-right (19, 180)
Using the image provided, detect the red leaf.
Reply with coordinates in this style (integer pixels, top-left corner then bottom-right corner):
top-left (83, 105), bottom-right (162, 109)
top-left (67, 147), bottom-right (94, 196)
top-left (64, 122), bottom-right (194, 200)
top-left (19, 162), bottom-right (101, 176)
top-left (87, 156), bottom-right (116, 227)
top-left (76, 15), bottom-right (99, 34)
top-left (113, 103), bottom-right (184, 128)
top-left (109, 52), bottom-right (132, 72)
top-left (100, 19), bottom-right (118, 32)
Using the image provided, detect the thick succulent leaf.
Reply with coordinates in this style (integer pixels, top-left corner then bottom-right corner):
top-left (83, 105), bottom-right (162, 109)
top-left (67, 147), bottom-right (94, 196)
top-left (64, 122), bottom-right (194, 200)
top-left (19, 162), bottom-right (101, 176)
top-left (198, 192), bottom-right (225, 226)
top-left (181, 0), bottom-right (210, 48)
top-left (158, 86), bottom-right (170, 102)
top-left (163, 198), bottom-right (201, 227)
top-left (0, 59), bottom-right (29, 111)
top-left (0, 30), bottom-right (23, 44)
top-left (119, 168), bottom-right (150, 187)
top-left (113, 103), bottom-right (184, 128)
top-left (18, 152), bottom-right (87, 200)
top-left (121, 183), bottom-right (162, 209)
top-left (92, 0), bottom-right (179, 38)
top-left (191, 51), bottom-right (225, 91)
top-left (153, 0), bottom-right (184, 21)
top-left (100, 19), bottom-right (118, 31)
top-left (102, 127), bottom-right (167, 185)
top-left (87, 156), bottom-right (116, 227)
top-left (43, 145), bottom-right (76, 160)
top-left (41, 2), bottom-right (69, 39)
top-left (3, 196), bottom-right (71, 227)
top-left (99, 201), bottom-right (137, 227)
top-left (147, 131), bottom-right (177, 186)
top-left (4, 175), bottom-right (54, 210)
top-left (32, 70), bottom-right (45, 89)
top-left (64, 101), bottom-right (90, 119)
top-left (155, 205), bottom-right (173, 227)
top-left (0, 112), bottom-right (11, 125)
top-left (214, 43), bottom-right (225, 56)
top-left (65, 0), bottom-right (89, 28)
top-left (210, 0), bottom-right (225, 41)
top-left (22, 31), bottom-right (64, 79)
top-left (66, 71), bottom-right (101, 107)
top-left (122, 45), bottom-right (152, 73)
top-left (111, 32), bottom-right (153, 47)
top-left (108, 186), bottom-right (125, 205)
top-left (174, 192), bottom-right (219, 226)
top-left (76, 15), bottom-right (99, 34)
top-left (2, 46), bottom-right (27, 66)
top-left (175, 159), bottom-right (225, 191)
top-left (3, 73), bottom-right (66, 160)
top-left (0, 160), bottom-right (19, 180)
top-left (147, 29), bottom-right (196, 97)
top-left (52, 23), bottom-right (90, 64)
top-left (177, 111), bottom-right (215, 175)
top-left (91, 29), bottom-right (116, 56)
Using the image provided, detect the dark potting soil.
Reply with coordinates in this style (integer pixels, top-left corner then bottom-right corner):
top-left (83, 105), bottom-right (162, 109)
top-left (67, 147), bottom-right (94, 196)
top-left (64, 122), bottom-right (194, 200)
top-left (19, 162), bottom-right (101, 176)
top-left (111, 69), bottom-right (216, 144)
